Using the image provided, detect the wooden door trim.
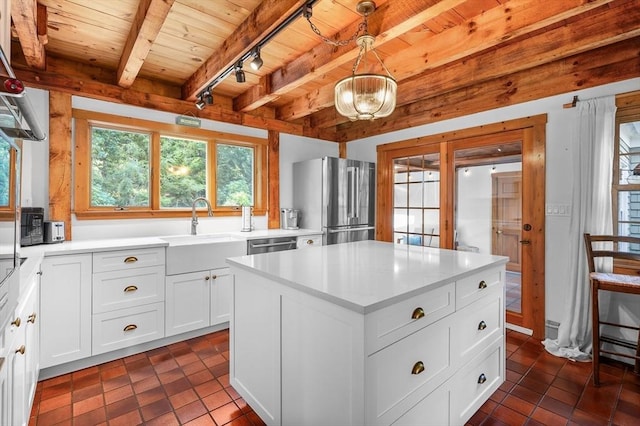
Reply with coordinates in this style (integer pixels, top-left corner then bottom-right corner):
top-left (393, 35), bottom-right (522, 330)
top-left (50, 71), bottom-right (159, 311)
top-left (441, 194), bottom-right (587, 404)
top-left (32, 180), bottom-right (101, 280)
top-left (376, 115), bottom-right (546, 338)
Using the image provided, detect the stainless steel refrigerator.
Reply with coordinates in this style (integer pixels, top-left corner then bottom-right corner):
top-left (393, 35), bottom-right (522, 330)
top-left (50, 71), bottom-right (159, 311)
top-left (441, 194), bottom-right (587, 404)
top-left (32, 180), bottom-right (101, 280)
top-left (293, 157), bottom-right (375, 245)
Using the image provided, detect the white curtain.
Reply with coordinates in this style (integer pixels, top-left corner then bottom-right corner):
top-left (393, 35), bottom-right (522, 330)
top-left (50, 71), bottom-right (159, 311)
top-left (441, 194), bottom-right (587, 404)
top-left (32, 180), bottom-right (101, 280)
top-left (542, 96), bottom-right (617, 361)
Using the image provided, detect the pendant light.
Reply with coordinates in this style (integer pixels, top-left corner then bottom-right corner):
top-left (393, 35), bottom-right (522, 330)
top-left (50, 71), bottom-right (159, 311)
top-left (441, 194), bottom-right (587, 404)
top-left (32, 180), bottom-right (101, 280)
top-left (334, 31), bottom-right (397, 121)
top-left (305, 1), bottom-right (396, 120)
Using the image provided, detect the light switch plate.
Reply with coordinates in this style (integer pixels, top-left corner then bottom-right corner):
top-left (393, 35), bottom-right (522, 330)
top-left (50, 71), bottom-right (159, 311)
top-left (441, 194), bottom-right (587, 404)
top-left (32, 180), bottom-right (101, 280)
top-left (545, 204), bottom-right (571, 216)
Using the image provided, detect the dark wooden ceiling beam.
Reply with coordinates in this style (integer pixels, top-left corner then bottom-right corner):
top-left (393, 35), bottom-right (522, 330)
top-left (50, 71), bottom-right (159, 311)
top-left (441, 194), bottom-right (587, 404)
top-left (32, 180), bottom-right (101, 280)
top-left (12, 64), bottom-right (306, 137)
top-left (311, 0), bottom-right (640, 129)
top-left (234, 0), bottom-right (467, 113)
top-left (11, 0), bottom-right (46, 69)
top-left (181, 0), bottom-right (308, 101)
top-left (334, 37), bottom-right (640, 142)
top-left (116, 0), bottom-right (175, 88)
top-left (280, 0), bottom-right (618, 122)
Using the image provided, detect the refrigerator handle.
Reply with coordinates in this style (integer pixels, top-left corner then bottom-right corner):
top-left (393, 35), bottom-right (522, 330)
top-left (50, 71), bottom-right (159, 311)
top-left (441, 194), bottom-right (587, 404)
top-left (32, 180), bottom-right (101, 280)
top-left (347, 166), bottom-right (360, 220)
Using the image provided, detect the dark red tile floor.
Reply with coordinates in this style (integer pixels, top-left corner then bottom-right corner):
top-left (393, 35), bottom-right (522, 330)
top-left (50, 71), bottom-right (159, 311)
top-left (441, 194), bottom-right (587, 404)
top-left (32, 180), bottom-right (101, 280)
top-left (29, 329), bottom-right (639, 425)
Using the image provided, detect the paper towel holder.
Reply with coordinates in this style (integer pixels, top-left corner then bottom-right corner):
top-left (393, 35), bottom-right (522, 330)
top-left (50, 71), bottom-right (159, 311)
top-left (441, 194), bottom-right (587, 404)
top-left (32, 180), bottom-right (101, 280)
top-left (241, 206), bottom-right (253, 232)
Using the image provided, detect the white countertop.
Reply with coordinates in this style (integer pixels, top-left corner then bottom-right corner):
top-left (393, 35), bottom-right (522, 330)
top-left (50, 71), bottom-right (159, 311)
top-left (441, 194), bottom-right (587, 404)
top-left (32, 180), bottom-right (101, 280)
top-left (227, 240), bottom-right (508, 314)
top-left (18, 228), bottom-right (323, 258)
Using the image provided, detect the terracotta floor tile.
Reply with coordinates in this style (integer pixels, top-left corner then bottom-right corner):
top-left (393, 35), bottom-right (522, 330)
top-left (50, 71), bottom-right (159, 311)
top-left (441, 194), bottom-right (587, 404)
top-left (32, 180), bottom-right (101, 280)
top-left (105, 395), bottom-right (140, 420)
top-left (107, 409), bottom-right (142, 426)
top-left (184, 413), bottom-right (217, 426)
top-left (39, 382), bottom-right (72, 400)
top-left (135, 386), bottom-right (167, 407)
top-left (510, 384), bottom-right (543, 406)
top-left (164, 376), bottom-right (193, 396)
top-left (132, 375), bottom-right (162, 394)
top-left (169, 388), bottom-right (199, 410)
top-left (202, 389), bottom-right (233, 412)
top-left (72, 383), bottom-right (103, 402)
top-left (154, 358), bottom-right (180, 374)
top-left (128, 365), bottom-right (156, 383)
top-left (145, 411), bottom-right (180, 426)
top-left (188, 369), bottom-right (215, 386)
top-left (500, 394), bottom-right (535, 417)
top-left (182, 359), bottom-right (208, 376)
top-left (158, 367), bottom-right (186, 385)
top-left (545, 385), bottom-right (580, 407)
top-left (538, 394), bottom-right (574, 418)
top-left (37, 392), bottom-right (72, 414)
top-left (33, 405), bottom-right (72, 425)
top-left (72, 407), bottom-right (106, 426)
top-left (570, 408), bottom-right (609, 426)
top-left (72, 394), bottom-right (104, 417)
top-left (104, 383), bottom-right (134, 405)
top-left (102, 373), bottom-right (130, 392)
top-left (210, 401), bottom-right (243, 426)
top-left (174, 399), bottom-right (208, 424)
top-left (226, 414), bottom-right (254, 426)
top-left (140, 398), bottom-right (173, 422)
top-left (195, 379), bottom-right (224, 399)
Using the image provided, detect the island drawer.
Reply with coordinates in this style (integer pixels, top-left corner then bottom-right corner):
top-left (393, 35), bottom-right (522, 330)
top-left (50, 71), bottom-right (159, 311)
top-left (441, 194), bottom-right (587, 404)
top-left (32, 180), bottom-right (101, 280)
top-left (297, 235), bottom-right (322, 249)
top-left (391, 384), bottom-right (450, 426)
top-left (456, 267), bottom-right (502, 309)
top-left (92, 302), bottom-right (165, 355)
top-left (366, 317), bottom-right (452, 426)
top-left (450, 338), bottom-right (504, 425)
top-left (451, 288), bottom-right (503, 367)
top-left (365, 282), bottom-right (454, 355)
top-left (93, 247), bottom-right (165, 273)
top-left (92, 266), bottom-right (165, 313)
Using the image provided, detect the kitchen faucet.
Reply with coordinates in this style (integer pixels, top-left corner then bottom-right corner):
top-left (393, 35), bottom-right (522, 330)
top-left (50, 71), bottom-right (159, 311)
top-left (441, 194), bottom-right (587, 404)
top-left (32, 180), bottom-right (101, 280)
top-left (191, 197), bottom-right (213, 235)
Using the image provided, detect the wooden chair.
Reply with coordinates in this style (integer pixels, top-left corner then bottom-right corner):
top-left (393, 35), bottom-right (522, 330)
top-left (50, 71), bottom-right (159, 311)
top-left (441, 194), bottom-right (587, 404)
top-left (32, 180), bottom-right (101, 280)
top-left (584, 233), bottom-right (640, 385)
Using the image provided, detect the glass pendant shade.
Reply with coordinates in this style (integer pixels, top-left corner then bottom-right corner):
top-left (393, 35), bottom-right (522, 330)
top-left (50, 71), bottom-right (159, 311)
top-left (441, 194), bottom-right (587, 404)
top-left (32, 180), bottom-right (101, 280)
top-left (335, 73), bottom-right (397, 120)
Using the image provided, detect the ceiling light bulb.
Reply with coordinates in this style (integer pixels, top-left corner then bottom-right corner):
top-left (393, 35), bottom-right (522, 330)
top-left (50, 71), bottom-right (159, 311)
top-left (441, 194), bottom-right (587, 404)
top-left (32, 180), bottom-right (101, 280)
top-left (203, 90), bottom-right (213, 105)
top-left (250, 56), bottom-right (263, 71)
top-left (195, 96), bottom-right (206, 110)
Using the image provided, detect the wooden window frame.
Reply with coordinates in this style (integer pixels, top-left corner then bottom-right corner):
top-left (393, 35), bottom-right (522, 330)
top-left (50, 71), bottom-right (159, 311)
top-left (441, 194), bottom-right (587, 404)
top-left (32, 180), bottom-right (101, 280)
top-left (0, 139), bottom-right (19, 220)
top-left (73, 109), bottom-right (267, 219)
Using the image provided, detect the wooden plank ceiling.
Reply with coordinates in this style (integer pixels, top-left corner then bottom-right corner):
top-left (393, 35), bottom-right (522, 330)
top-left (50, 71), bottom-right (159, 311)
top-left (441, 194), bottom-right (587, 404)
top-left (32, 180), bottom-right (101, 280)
top-left (8, 0), bottom-right (640, 142)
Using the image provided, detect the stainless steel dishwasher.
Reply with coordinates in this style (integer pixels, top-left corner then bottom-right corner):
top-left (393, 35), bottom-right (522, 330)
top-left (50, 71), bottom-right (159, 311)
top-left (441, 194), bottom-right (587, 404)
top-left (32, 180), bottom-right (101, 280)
top-left (247, 236), bottom-right (297, 254)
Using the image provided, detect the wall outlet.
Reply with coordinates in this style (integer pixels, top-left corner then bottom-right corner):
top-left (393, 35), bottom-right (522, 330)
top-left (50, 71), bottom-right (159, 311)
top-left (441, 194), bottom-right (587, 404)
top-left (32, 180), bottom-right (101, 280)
top-left (546, 204), bottom-right (571, 216)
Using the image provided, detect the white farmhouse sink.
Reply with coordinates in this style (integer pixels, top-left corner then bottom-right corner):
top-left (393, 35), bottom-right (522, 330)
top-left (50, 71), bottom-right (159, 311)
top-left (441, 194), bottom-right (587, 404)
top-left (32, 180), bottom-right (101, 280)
top-left (161, 234), bottom-right (246, 275)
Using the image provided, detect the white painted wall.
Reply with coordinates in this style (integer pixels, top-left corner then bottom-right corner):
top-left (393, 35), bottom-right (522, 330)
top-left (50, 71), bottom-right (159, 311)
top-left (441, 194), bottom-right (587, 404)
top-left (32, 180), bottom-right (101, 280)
top-left (21, 78), bottom-right (640, 330)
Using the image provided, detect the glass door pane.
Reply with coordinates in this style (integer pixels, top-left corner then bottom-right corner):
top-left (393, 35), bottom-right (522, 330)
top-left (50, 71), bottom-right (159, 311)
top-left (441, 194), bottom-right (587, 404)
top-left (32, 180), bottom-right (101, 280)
top-left (393, 152), bottom-right (440, 247)
top-left (454, 142), bottom-right (523, 313)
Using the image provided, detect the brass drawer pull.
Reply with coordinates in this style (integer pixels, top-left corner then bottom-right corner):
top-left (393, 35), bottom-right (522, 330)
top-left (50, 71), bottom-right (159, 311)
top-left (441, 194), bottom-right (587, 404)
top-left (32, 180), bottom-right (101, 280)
top-left (306, 239), bottom-right (314, 245)
top-left (478, 373), bottom-right (487, 384)
top-left (411, 307), bottom-right (425, 320)
top-left (11, 317), bottom-right (21, 327)
top-left (205, 276), bottom-right (210, 281)
top-left (124, 285), bottom-right (138, 293)
top-left (123, 324), bottom-right (138, 332)
top-left (16, 345), bottom-right (26, 355)
top-left (211, 275), bottom-right (218, 280)
top-left (478, 280), bottom-right (487, 289)
top-left (28, 313), bottom-right (37, 323)
top-left (124, 256), bottom-right (138, 264)
top-left (411, 361), bottom-right (425, 375)
top-left (478, 321), bottom-right (487, 330)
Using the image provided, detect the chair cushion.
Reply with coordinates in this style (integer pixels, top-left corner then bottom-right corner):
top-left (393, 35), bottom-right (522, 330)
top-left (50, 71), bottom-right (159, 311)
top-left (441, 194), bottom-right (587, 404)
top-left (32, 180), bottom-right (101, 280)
top-left (590, 272), bottom-right (640, 293)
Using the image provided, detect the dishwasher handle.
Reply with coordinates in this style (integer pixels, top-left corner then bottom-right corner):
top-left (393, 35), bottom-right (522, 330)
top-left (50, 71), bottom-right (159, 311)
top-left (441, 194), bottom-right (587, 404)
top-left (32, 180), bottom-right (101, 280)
top-left (249, 239), bottom-right (297, 249)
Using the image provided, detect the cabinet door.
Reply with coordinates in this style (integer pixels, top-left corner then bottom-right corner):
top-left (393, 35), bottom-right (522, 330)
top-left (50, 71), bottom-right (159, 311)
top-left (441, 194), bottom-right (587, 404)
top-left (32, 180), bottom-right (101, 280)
top-left (165, 271), bottom-right (210, 337)
top-left (0, 355), bottom-right (8, 426)
top-left (41, 254), bottom-right (92, 368)
top-left (23, 279), bottom-right (40, 417)
top-left (8, 313), bottom-right (27, 426)
top-left (210, 268), bottom-right (232, 325)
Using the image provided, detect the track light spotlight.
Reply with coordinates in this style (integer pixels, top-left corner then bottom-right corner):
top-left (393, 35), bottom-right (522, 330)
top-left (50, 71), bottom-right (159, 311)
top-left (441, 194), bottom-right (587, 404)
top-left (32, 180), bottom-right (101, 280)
top-left (195, 96), bottom-right (206, 110)
top-left (235, 61), bottom-right (246, 83)
top-left (249, 47), bottom-right (263, 71)
top-left (203, 89), bottom-right (213, 105)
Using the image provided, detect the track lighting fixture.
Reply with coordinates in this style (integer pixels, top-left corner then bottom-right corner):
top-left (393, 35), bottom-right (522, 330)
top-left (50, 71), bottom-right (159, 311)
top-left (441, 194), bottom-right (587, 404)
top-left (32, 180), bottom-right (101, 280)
top-left (195, 95), bottom-right (206, 110)
top-left (249, 47), bottom-right (263, 71)
top-left (202, 89), bottom-right (213, 105)
top-left (235, 61), bottom-right (246, 83)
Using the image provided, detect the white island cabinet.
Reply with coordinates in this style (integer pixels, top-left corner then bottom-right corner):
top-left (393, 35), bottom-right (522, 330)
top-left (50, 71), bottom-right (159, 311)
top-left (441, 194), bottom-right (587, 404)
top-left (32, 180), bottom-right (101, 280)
top-left (228, 240), bottom-right (508, 426)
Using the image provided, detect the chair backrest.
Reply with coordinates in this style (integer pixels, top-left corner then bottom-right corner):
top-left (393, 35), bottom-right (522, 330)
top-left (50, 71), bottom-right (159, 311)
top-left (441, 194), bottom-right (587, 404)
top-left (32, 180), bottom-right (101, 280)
top-left (583, 233), bottom-right (640, 273)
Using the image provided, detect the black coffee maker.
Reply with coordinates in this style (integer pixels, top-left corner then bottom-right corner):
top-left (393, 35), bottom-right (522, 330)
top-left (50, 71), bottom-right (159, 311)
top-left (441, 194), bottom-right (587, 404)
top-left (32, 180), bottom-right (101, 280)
top-left (21, 207), bottom-right (44, 246)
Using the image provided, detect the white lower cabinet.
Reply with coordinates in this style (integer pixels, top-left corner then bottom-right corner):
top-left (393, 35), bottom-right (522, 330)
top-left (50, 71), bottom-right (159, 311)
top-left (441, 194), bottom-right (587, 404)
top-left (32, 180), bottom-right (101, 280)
top-left (2, 267), bottom-right (40, 426)
top-left (231, 265), bottom-right (505, 426)
top-left (41, 254), bottom-right (92, 368)
top-left (166, 267), bottom-right (232, 337)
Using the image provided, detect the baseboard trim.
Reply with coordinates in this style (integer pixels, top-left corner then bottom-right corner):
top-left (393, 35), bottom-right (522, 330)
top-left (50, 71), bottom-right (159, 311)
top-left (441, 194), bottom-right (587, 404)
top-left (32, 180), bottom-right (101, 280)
top-left (506, 322), bottom-right (533, 336)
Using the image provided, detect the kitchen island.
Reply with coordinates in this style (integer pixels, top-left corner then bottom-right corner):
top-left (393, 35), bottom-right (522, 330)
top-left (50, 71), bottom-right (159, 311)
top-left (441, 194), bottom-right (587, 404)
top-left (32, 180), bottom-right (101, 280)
top-left (227, 240), bottom-right (508, 426)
